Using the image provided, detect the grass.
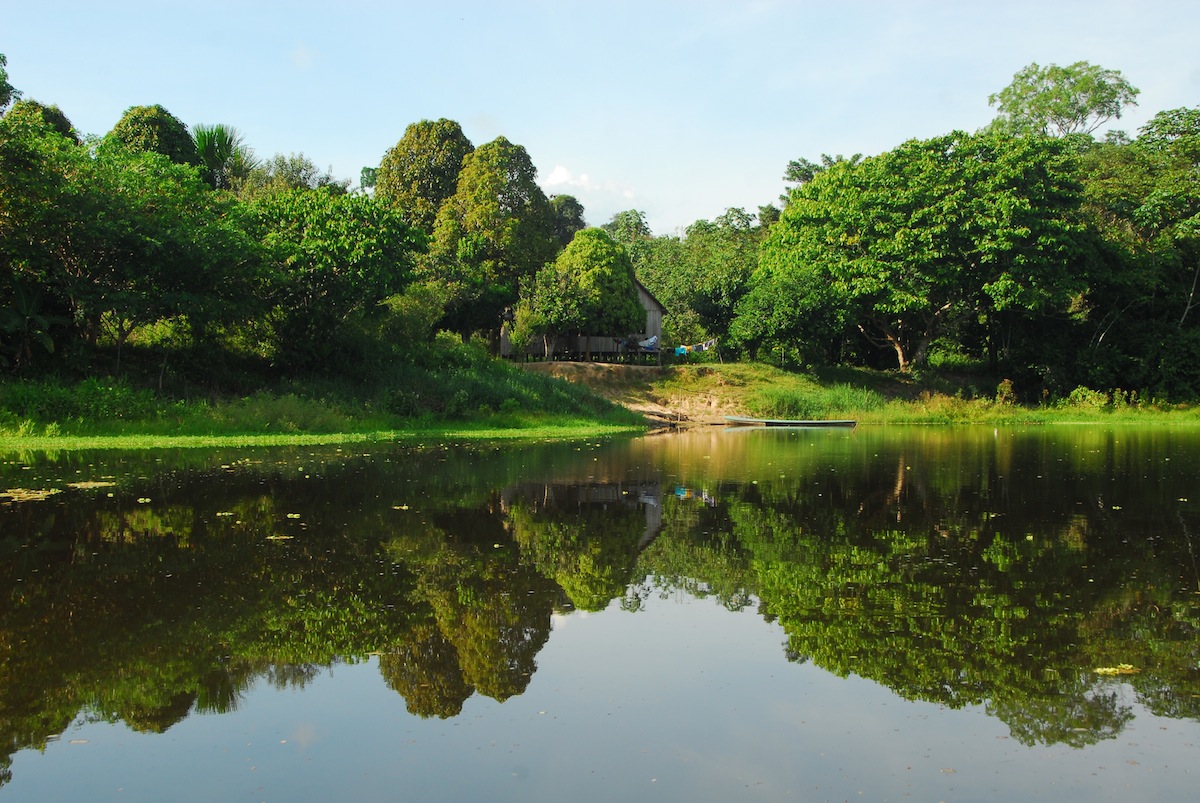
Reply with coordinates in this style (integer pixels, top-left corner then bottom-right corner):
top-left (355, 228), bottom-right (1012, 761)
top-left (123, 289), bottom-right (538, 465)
top-left (4, 357), bottom-right (1199, 453)
top-left (622, 362), bottom-right (1200, 425)
top-left (0, 344), bottom-right (648, 451)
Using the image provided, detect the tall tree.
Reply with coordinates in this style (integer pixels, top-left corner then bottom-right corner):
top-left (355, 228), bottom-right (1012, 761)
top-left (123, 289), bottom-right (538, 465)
top-left (549, 194), bottom-right (586, 248)
top-left (192, 123), bottom-right (256, 190)
top-left (238, 152), bottom-right (350, 199)
top-left (426, 136), bottom-right (557, 341)
top-left (0, 52), bottom-right (18, 113)
top-left (602, 209), bottom-right (651, 244)
top-left (245, 190), bottom-right (423, 369)
top-left (743, 132), bottom-right (1086, 371)
top-left (4, 99), bottom-right (77, 143)
top-left (512, 228), bottom-right (643, 355)
top-left (988, 61), bottom-right (1140, 137)
top-left (0, 107), bottom-right (253, 355)
top-left (375, 119), bottom-right (473, 232)
top-left (107, 105), bottom-right (198, 166)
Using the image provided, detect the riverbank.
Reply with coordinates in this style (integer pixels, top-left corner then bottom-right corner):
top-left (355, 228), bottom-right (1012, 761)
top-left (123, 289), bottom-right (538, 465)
top-left (2, 360), bottom-right (1198, 451)
top-left (519, 362), bottom-right (1200, 426)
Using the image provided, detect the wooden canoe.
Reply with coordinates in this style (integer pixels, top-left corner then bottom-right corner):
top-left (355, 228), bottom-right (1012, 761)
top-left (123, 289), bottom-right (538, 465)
top-left (724, 416), bottom-right (857, 428)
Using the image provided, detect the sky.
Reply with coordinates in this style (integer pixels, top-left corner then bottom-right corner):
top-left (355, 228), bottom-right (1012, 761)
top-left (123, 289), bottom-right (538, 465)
top-left (6, 0), bottom-right (1199, 235)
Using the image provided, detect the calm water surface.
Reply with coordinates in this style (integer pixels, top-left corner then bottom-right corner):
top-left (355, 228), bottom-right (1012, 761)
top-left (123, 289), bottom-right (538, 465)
top-left (2, 425), bottom-right (1199, 801)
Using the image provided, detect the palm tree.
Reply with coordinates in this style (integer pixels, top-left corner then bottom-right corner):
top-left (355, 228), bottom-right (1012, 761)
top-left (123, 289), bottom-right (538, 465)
top-left (192, 123), bottom-right (257, 190)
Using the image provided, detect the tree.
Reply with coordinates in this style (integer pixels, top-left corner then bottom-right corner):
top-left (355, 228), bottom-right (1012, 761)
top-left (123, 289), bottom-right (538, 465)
top-left (4, 99), bottom-right (78, 143)
top-left (989, 61), bottom-right (1140, 137)
top-left (245, 189), bottom-right (423, 369)
top-left (745, 132), bottom-right (1086, 371)
top-left (0, 52), bottom-right (18, 113)
top-left (107, 104), bottom-right (198, 166)
top-left (192, 123), bottom-right (256, 190)
top-left (375, 119), bottom-right (473, 232)
top-left (426, 136), bottom-right (557, 341)
top-left (511, 228), bottom-right (643, 355)
top-left (0, 108), bottom-right (254, 358)
top-left (602, 209), bottom-right (651, 244)
top-left (782, 153), bottom-right (862, 201)
top-left (238, 152), bottom-right (350, 199)
top-left (549, 194), bottom-right (586, 248)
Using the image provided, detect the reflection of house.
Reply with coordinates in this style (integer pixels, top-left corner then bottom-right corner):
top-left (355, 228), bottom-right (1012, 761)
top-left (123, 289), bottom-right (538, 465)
top-left (500, 481), bottom-right (664, 551)
top-left (500, 280), bottom-right (665, 359)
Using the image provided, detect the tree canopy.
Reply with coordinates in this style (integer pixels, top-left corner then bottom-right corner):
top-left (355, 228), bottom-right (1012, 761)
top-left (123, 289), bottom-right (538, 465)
top-left (988, 61), bottom-right (1140, 137)
top-left (107, 104), bottom-right (198, 166)
top-left (742, 132), bottom-right (1086, 371)
top-left (426, 136), bottom-right (557, 340)
top-left (0, 52), bottom-right (18, 113)
top-left (375, 118), bottom-right (474, 233)
top-left (192, 123), bottom-right (256, 190)
top-left (511, 228), bottom-right (643, 354)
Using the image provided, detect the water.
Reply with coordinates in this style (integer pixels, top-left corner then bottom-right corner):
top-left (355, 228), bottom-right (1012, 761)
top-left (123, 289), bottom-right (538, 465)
top-left (2, 425), bottom-right (1199, 801)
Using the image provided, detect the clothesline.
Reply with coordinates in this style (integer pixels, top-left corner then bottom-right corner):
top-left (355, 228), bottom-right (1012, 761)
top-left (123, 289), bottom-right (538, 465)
top-left (675, 338), bottom-right (718, 356)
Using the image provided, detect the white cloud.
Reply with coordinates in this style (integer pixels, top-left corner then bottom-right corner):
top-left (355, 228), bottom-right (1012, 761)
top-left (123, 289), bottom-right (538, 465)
top-left (291, 42), bottom-right (314, 70)
top-left (542, 164), bottom-right (593, 190)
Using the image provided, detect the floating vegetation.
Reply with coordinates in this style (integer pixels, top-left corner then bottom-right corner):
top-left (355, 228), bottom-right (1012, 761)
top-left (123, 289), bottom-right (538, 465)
top-left (1, 487), bottom-right (62, 502)
top-left (1094, 664), bottom-right (1140, 676)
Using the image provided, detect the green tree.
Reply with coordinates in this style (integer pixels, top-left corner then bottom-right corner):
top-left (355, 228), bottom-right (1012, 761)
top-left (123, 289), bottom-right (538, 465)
top-left (192, 123), bottom-right (256, 190)
top-left (5, 99), bottom-right (77, 143)
top-left (0, 52), bottom-right (19, 113)
top-left (426, 136), bottom-right (557, 342)
top-left (781, 153), bottom-right (862, 202)
top-left (238, 152), bottom-right (350, 199)
top-left (549, 193), bottom-right (587, 248)
top-left (602, 209), bottom-right (651, 244)
top-left (107, 104), bottom-right (198, 166)
top-left (512, 228), bottom-right (643, 354)
top-left (989, 61), bottom-right (1140, 137)
top-left (1071, 106), bottom-right (1200, 395)
top-left (244, 189), bottom-right (423, 370)
top-left (0, 107), bottom-right (254, 358)
top-left (745, 132), bottom-right (1086, 371)
top-left (375, 118), bottom-right (473, 232)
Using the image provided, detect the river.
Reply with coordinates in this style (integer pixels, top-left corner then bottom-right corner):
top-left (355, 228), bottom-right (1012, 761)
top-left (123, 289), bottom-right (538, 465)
top-left (1, 425), bottom-right (1198, 801)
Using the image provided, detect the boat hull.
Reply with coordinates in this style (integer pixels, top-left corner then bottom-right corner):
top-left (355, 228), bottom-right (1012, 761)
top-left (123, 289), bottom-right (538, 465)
top-left (724, 416), bottom-right (857, 428)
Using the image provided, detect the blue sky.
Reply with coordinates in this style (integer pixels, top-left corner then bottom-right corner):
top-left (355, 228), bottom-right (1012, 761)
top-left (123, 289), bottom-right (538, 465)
top-left (6, 1), bottom-right (1198, 234)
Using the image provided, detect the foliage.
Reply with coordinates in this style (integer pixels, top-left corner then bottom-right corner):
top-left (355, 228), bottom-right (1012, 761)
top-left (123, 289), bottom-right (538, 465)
top-left (0, 282), bottom-right (66, 371)
top-left (988, 61), bottom-right (1139, 137)
top-left (0, 109), bottom-right (255, 356)
top-left (238, 152), bottom-right (350, 199)
top-left (4, 98), bottom-right (78, 143)
top-left (743, 131), bottom-right (1087, 372)
top-left (107, 104), bottom-right (198, 166)
top-left (602, 209), bottom-right (652, 244)
top-left (549, 193), bottom-right (586, 247)
top-left (242, 189), bottom-right (423, 370)
top-left (512, 228), bottom-right (643, 354)
top-left (426, 136), bottom-right (558, 340)
top-left (0, 52), bottom-right (19, 113)
top-left (375, 118), bottom-right (473, 232)
top-left (192, 123), bottom-right (256, 190)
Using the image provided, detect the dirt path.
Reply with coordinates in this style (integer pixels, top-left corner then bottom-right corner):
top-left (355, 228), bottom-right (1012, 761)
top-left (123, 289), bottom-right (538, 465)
top-left (518, 362), bottom-right (742, 426)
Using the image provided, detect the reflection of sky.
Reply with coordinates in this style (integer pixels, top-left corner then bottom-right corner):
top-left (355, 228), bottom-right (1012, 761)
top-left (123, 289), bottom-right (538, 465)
top-left (8, 592), bottom-right (1199, 802)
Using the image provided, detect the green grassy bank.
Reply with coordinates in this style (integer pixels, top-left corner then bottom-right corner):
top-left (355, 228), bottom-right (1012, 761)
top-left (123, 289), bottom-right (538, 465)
top-left (4, 358), bottom-right (1200, 452)
top-left (0, 347), bottom-right (647, 450)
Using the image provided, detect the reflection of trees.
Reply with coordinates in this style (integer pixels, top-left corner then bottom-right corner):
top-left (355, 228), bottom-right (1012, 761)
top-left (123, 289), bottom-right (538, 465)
top-left (3, 427), bottom-right (1200, 785)
top-left (379, 623), bottom-right (472, 718)
top-left (709, 429), bottom-right (1200, 747)
top-left (505, 483), bottom-right (655, 612)
top-left (986, 680), bottom-right (1134, 747)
